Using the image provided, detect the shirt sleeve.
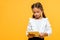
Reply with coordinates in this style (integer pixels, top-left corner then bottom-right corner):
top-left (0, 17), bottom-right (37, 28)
top-left (26, 18), bottom-right (32, 36)
top-left (44, 18), bottom-right (52, 36)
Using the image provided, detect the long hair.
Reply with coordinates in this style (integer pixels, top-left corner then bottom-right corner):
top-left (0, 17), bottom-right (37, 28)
top-left (31, 2), bottom-right (46, 18)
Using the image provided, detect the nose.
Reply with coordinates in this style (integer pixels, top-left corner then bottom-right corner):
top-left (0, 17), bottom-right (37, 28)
top-left (35, 13), bottom-right (39, 15)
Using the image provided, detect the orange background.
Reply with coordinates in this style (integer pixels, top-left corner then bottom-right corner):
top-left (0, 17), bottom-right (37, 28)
top-left (0, 0), bottom-right (60, 40)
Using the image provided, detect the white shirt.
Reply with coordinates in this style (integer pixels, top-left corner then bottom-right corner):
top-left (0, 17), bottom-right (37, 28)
top-left (26, 17), bottom-right (52, 36)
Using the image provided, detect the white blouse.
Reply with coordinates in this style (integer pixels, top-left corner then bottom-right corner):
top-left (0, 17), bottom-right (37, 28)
top-left (26, 17), bottom-right (52, 36)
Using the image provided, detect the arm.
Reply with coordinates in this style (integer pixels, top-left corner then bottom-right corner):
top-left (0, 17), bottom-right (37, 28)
top-left (44, 18), bottom-right (52, 37)
top-left (39, 18), bottom-right (52, 38)
top-left (26, 18), bottom-right (32, 36)
top-left (26, 18), bottom-right (34, 38)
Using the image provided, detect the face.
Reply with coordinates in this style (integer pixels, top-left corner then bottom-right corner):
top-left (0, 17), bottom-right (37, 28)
top-left (32, 7), bottom-right (43, 19)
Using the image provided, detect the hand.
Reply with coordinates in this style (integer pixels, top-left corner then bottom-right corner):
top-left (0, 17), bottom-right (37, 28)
top-left (39, 33), bottom-right (48, 38)
top-left (39, 33), bottom-right (44, 38)
top-left (43, 33), bottom-right (48, 36)
top-left (27, 34), bottom-right (35, 38)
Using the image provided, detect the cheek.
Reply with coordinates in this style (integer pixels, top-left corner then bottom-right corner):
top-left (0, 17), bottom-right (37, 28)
top-left (37, 13), bottom-right (41, 16)
top-left (39, 12), bottom-right (42, 16)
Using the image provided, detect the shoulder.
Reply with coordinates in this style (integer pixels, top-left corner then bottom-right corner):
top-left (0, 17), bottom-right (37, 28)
top-left (28, 17), bottom-right (33, 20)
top-left (28, 17), bottom-right (34, 22)
top-left (43, 17), bottom-right (48, 20)
top-left (43, 17), bottom-right (48, 19)
top-left (43, 17), bottom-right (49, 22)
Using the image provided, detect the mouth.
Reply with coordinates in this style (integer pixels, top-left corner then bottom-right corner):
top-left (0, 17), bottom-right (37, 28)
top-left (35, 15), bottom-right (41, 19)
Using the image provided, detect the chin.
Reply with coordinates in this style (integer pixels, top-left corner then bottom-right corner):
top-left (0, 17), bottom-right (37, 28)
top-left (36, 17), bottom-right (39, 19)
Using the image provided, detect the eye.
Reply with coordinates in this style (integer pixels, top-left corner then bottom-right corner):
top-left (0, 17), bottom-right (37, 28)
top-left (37, 11), bottom-right (39, 13)
top-left (33, 12), bottom-right (36, 13)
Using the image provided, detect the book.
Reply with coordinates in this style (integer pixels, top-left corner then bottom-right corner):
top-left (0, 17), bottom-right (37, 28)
top-left (28, 32), bottom-right (40, 37)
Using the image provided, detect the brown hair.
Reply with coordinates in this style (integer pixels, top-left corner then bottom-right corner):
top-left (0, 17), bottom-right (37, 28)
top-left (31, 2), bottom-right (46, 18)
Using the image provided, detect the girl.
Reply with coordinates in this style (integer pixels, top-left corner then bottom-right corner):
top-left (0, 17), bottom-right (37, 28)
top-left (26, 2), bottom-right (52, 40)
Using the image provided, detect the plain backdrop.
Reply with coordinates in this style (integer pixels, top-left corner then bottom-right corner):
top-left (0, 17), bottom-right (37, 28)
top-left (0, 0), bottom-right (60, 40)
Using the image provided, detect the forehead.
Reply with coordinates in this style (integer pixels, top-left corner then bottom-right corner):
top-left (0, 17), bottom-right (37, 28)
top-left (32, 7), bottom-right (41, 12)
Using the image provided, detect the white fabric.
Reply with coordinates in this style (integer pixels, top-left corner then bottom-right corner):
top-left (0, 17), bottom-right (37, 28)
top-left (26, 17), bottom-right (52, 36)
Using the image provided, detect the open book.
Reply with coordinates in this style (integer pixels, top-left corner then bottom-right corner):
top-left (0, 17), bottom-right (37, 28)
top-left (28, 32), bottom-right (40, 37)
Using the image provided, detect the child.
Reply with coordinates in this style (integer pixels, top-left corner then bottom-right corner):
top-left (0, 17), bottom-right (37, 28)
top-left (26, 2), bottom-right (52, 40)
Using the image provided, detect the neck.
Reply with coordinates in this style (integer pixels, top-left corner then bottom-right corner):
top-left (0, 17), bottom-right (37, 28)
top-left (35, 17), bottom-right (43, 20)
